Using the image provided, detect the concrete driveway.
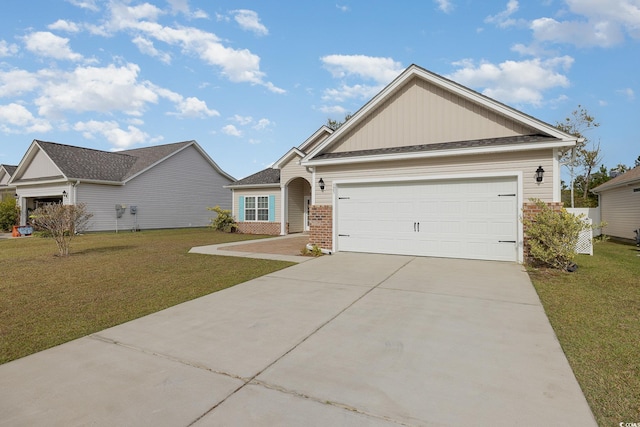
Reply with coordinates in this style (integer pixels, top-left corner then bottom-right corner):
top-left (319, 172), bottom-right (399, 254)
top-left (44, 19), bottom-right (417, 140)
top-left (0, 253), bottom-right (596, 426)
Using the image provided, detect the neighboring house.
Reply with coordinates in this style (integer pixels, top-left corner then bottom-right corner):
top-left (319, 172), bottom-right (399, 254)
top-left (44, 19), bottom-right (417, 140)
top-left (10, 140), bottom-right (234, 232)
top-left (592, 166), bottom-right (640, 241)
top-left (229, 64), bottom-right (579, 263)
top-left (0, 164), bottom-right (17, 196)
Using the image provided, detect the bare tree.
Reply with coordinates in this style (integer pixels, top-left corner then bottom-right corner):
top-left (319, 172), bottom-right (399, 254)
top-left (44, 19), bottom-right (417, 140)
top-left (556, 105), bottom-right (601, 207)
top-left (30, 203), bottom-right (93, 256)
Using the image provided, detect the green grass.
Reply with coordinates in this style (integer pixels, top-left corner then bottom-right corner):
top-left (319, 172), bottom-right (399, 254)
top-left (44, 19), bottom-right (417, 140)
top-left (528, 240), bottom-right (640, 426)
top-left (0, 229), bottom-right (294, 364)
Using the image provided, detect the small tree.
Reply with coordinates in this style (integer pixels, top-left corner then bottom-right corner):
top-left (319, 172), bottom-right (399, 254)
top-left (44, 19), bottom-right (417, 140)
top-left (522, 199), bottom-right (590, 271)
top-left (30, 203), bottom-right (93, 256)
top-left (0, 195), bottom-right (19, 232)
top-left (207, 205), bottom-right (237, 232)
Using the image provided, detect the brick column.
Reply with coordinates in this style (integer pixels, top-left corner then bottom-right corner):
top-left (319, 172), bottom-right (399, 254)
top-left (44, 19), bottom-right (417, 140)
top-left (309, 205), bottom-right (332, 250)
top-left (522, 201), bottom-right (564, 263)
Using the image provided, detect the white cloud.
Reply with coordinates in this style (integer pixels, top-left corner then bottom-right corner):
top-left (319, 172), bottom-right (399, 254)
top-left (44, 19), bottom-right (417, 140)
top-left (132, 36), bottom-right (171, 63)
top-left (485, 0), bottom-right (521, 28)
top-left (336, 4), bottom-right (350, 12)
top-left (35, 63), bottom-right (159, 118)
top-left (321, 54), bottom-right (404, 84)
top-left (100, 2), bottom-right (284, 93)
top-left (0, 70), bottom-right (40, 97)
top-left (0, 103), bottom-right (52, 134)
top-left (222, 124), bottom-right (242, 137)
top-left (617, 87), bottom-right (635, 100)
top-left (48, 19), bottom-right (81, 33)
top-left (0, 40), bottom-right (18, 57)
top-left (170, 97), bottom-right (219, 118)
top-left (434, 0), bottom-right (454, 13)
top-left (66, 0), bottom-right (100, 11)
top-left (447, 57), bottom-right (573, 107)
top-left (231, 114), bottom-right (253, 125)
top-left (322, 83), bottom-right (383, 103)
top-left (23, 32), bottom-right (84, 61)
top-left (530, 0), bottom-right (640, 47)
top-left (231, 10), bottom-right (268, 36)
top-left (73, 120), bottom-right (149, 149)
top-left (253, 118), bottom-right (272, 130)
top-left (318, 104), bottom-right (348, 115)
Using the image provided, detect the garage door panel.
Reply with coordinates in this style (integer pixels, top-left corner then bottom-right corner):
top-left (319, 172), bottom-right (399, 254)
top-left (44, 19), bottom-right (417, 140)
top-left (337, 177), bottom-right (518, 262)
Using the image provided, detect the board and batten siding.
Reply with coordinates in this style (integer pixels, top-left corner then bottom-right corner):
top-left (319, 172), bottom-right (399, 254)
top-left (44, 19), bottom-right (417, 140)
top-left (233, 188), bottom-right (281, 223)
top-left (329, 77), bottom-right (538, 154)
top-left (599, 185), bottom-right (640, 240)
top-left (287, 178), bottom-right (310, 233)
top-left (78, 145), bottom-right (232, 231)
top-left (280, 155), bottom-right (311, 186)
top-left (314, 149), bottom-right (555, 206)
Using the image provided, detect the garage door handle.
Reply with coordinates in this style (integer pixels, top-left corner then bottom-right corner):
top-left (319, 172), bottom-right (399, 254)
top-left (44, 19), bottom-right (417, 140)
top-left (499, 240), bottom-right (516, 243)
top-left (414, 222), bottom-right (416, 232)
top-left (417, 222), bottom-right (420, 232)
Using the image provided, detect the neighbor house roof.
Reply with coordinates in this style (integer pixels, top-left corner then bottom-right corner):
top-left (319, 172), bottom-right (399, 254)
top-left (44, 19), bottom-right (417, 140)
top-left (11, 140), bottom-right (234, 185)
top-left (227, 168), bottom-right (280, 188)
top-left (1, 164), bottom-right (17, 176)
top-left (592, 166), bottom-right (640, 193)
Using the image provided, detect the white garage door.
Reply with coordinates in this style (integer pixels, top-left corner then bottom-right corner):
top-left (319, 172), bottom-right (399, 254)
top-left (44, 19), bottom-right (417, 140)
top-left (336, 177), bottom-right (518, 261)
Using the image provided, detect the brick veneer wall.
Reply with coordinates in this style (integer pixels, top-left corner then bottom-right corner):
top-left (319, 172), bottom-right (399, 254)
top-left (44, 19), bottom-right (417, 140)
top-left (309, 205), bottom-right (332, 250)
top-left (237, 222), bottom-right (281, 235)
top-left (522, 201), bottom-right (564, 263)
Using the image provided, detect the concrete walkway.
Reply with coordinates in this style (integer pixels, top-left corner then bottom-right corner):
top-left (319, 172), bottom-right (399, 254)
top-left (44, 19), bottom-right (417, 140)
top-left (189, 234), bottom-right (312, 263)
top-left (0, 254), bottom-right (596, 426)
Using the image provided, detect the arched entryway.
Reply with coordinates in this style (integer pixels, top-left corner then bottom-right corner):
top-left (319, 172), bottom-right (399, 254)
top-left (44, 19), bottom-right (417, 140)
top-left (285, 177), bottom-right (312, 234)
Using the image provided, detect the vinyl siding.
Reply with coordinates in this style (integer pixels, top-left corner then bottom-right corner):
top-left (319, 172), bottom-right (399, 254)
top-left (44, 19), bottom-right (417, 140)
top-left (77, 145), bottom-right (232, 231)
top-left (315, 149), bottom-right (554, 205)
top-left (599, 185), bottom-right (640, 240)
top-left (20, 149), bottom-right (61, 179)
top-left (328, 77), bottom-right (537, 154)
top-left (280, 155), bottom-right (311, 186)
top-left (287, 178), bottom-right (310, 233)
top-left (233, 188), bottom-right (281, 222)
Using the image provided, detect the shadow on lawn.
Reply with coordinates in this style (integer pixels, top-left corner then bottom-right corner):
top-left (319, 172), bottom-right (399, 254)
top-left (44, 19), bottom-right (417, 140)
top-left (73, 245), bottom-right (136, 255)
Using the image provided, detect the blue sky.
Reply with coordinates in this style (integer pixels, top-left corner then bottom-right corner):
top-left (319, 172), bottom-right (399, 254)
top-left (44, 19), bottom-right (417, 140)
top-left (0, 0), bottom-right (638, 180)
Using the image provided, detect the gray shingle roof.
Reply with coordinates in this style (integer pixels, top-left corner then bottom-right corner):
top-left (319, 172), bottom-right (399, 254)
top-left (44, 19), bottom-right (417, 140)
top-left (231, 168), bottom-right (280, 186)
top-left (1, 164), bottom-right (17, 176)
top-left (592, 165), bottom-right (640, 193)
top-left (35, 140), bottom-right (193, 182)
top-left (312, 134), bottom-right (553, 160)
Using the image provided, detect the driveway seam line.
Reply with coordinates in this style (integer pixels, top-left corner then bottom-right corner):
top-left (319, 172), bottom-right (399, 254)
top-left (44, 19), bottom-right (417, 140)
top-left (186, 256), bottom-right (417, 426)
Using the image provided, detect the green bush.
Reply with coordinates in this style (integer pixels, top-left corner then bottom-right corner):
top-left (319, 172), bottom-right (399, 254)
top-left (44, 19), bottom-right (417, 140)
top-left (522, 199), bottom-right (590, 271)
top-left (208, 205), bottom-right (237, 233)
top-left (0, 195), bottom-right (19, 232)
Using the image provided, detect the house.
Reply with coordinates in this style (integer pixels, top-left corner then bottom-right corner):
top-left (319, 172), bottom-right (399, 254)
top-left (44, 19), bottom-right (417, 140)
top-left (592, 166), bottom-right (640, 241)
top-left (0, 164), bottom-right (17, 196)
top-left (228, 64), bottom-right (579, 263)
top-left (10, 140), bottom-right (234, 232)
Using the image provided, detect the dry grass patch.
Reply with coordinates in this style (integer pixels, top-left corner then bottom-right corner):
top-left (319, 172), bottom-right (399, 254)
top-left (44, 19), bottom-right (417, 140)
top-left (528, 241), bottom-right (640, 426)
top-left (0, 229), bottom-right (293, 364)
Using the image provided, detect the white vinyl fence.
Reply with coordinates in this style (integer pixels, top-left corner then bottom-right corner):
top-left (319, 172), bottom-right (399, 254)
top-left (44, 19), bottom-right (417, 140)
top-left (566, 208), bottom-right (600, 255)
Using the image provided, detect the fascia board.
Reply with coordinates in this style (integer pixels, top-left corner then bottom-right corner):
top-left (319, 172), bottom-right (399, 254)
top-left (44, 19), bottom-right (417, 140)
top-left (273, 148), bottom-right (305, 169)
top-left (302, 140), bottom-right (575, 167)
top-left (224, 183), bottom-right (280, 190)
top-left (298, 126), bottom-right (333, 151)
top-left (592, 179), bottom-right (640, 193)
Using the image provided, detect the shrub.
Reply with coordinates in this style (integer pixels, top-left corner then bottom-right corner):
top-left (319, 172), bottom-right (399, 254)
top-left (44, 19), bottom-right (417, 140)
top-left (0, 195), bottom-right (19, 232)
top-left (29, 203), bottom-right (93, 256)
top-left (522, 199), bottom-right (590, 271)
top-left (208, 205), bottom-right (237, 233)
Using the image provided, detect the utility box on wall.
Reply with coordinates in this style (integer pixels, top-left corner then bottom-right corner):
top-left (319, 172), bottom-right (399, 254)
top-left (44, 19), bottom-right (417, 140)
top-left (130, 206), bottom-right (137, 214)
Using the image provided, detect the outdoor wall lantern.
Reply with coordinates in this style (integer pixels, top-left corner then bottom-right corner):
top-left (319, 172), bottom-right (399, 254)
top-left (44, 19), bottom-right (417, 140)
top-left (318, 178), bottom-right (325, 191)
top-left (14, 193), bottom-right (18, 199)
top-left (62, 190), bottom-right (68, 198)
top-left (535, 166), bottom-right (545, 183)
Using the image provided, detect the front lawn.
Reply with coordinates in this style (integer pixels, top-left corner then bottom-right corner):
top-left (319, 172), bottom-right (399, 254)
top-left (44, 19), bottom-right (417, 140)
top-left (0, 229), bottom-right (294, 365)
top-left (528, 240), bottom-right (640, 426)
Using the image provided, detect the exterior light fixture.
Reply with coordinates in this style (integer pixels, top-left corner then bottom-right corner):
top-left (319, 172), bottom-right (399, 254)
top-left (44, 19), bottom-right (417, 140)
top-left (318, 178), bottom-right (325, 191)
top-left (535, 166), bottom-right (545, 183)
top-left (62, 190), bottom-right (68, 198)
top-left (14, 193), bottom-right (18, 199)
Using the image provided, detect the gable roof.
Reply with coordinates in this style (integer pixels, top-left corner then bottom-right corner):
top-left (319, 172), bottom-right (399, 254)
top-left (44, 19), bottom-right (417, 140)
top-left (1, 164), bottom-right (17, 176)
top-left (10, 140), bottom-right (234, 185)
top-left (302, 64), bottom-right (578, 166)
top-left (592, 166), bottom-right (640, 193)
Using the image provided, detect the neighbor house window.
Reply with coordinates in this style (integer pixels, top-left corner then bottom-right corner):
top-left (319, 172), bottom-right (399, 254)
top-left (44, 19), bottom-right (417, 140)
top-left (244, 196), bottom-right (269, 221)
